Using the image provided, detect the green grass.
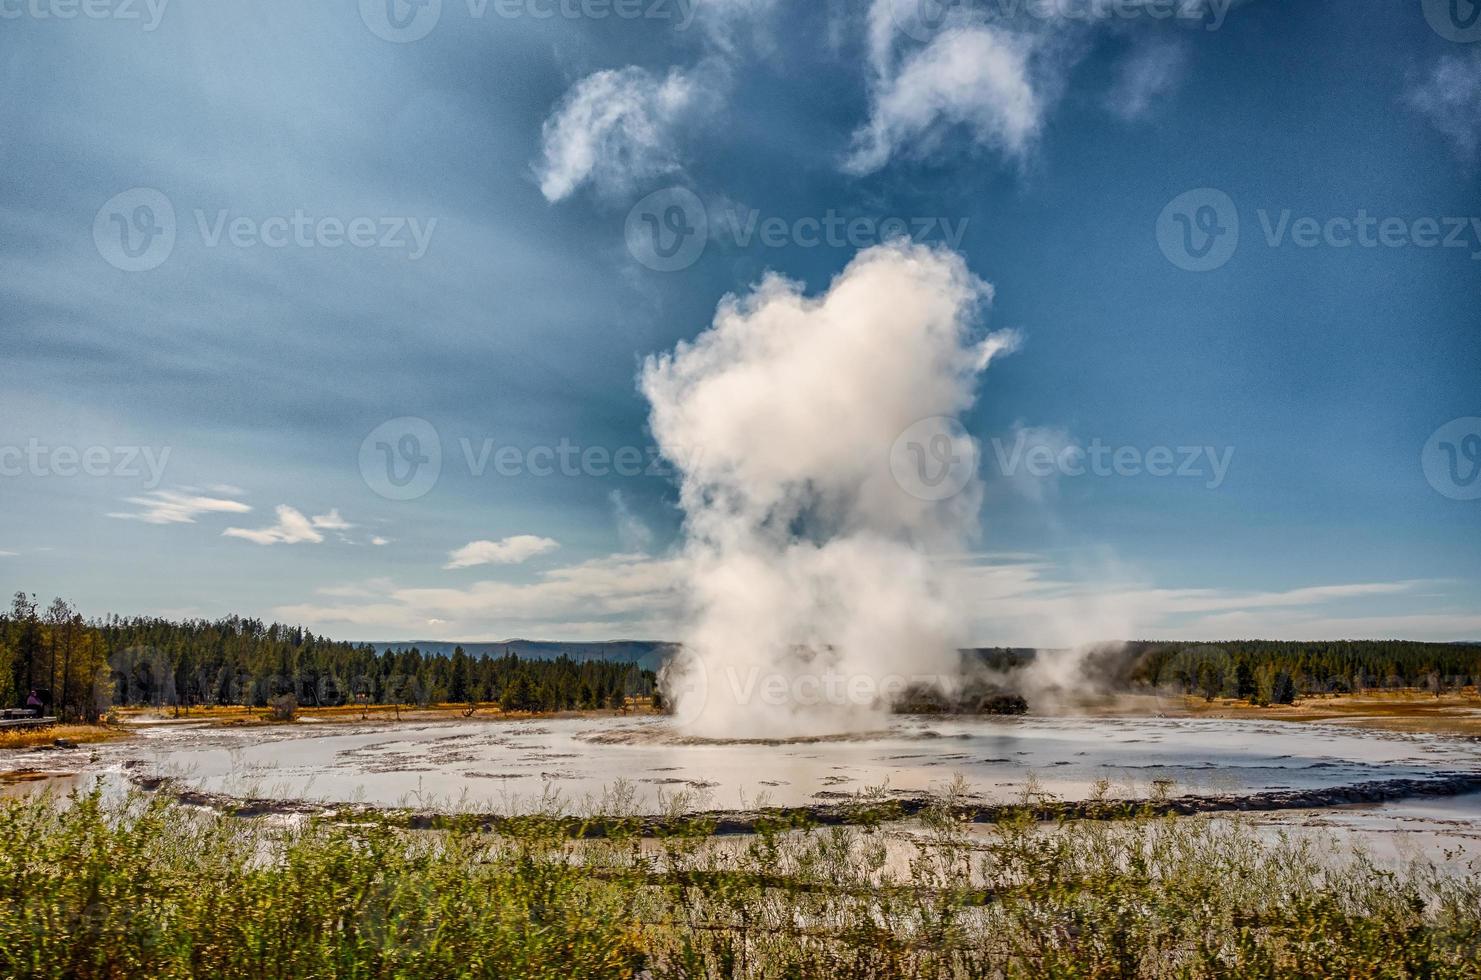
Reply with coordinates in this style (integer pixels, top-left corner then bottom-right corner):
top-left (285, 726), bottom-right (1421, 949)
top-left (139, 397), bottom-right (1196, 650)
top-left (0, 783), bottom-right (1477, 978)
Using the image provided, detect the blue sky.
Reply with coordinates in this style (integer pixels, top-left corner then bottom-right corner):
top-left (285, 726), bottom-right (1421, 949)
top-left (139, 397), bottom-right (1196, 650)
top-left (1, 0), bottom-right (1478, 643)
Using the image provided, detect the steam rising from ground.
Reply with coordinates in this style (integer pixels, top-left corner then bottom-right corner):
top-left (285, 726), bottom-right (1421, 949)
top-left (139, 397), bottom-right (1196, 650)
top-left (642, 242), bottom-right (1019, 737)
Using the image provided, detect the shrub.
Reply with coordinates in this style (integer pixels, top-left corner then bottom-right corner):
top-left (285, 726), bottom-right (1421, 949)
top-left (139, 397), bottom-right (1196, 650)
top-left (266, 693), bottom-right (297, 722)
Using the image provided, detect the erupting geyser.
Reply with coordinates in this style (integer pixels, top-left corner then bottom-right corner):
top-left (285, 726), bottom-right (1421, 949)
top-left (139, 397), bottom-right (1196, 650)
top-left (642, 241), bottom-right (1019, 738)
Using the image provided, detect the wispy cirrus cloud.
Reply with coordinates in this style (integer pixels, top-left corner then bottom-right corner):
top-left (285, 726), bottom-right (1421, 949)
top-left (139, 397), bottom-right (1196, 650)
top-left (535, 66), bottom-right (707, 203)
top-left (850, 0), bottom-right (1217, 174)
top-left (274, 547), bottom-right (1471, 645)
top-left (848, 14), bottom-right (1048, 175)
top-left (530, 0), bottom-right (797, 210)
top-left (445, 535), bottom-right (560, 570)
top-left (1406, 49), bottom-right (1481, 161)
top-left (107, 488), bottom-right (252, 525)
top-left (279, 552), bottom-right (684, 639)
top-left (950, 555), bottom-right (1445, 648)
top-left (1105, 37), bottom-right (1189, 122)
top-left (223, 505), bottom-right (346, 546)
top-left (533, 0), bottom-right (762, 205)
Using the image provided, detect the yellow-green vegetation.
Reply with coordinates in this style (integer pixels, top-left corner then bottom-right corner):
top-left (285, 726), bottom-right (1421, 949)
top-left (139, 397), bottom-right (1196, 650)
top-left (1, 786), bottom-right (1478, 979)
top-left (0, 724), bottom-right (129, 751)
top-left (1182, 689), bottom-right (1481, 736)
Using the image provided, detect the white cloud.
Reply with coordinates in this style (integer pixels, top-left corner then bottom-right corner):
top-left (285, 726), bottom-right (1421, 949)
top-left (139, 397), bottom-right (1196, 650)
top-left (370, 536), bottom-right (390, 547)
top-left (693, 0), bottom-right (780, 55)
top-left (1406, 50), bottom-right (1481, 160)
top-left (278, 552), bottom-right (684, 640)
top-left (274, 546), bottom-right (1474, 646)
top-left (847, 20), bottom-right (1046, 175)
top-left (851, 0), bottom-right (1220, 173)
top-left (310, 508), bottom-right (353, 530)
top-left (531, 0), bottom-right (773, 202)
top-left (108, 488), bottom-right (253, 525)
top-left (222, 505), bottom-right (333, 546)
top-left (1105, 37), bottom-right (1188, 122)
top-left (535, 66), bottom-right (702, 202)
top-left (950, 554), bottom-right (1447, 647)
top-left (445, 534), bottom-right (560, 569)
top-left (0, 549), bottom-right (17, 557)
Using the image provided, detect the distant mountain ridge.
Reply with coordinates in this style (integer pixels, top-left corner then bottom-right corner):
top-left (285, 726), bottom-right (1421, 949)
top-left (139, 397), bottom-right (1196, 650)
top-left (373, 639), bottom-right (677, 673)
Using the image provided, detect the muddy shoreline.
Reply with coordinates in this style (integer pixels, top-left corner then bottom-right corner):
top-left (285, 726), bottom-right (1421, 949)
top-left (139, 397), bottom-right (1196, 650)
top-left (121, 763), bottom-right (1481, 837)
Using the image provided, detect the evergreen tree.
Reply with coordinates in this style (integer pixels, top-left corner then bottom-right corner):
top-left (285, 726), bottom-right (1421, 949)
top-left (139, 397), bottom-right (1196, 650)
top-left (449, 646), bottom-right (471, 703)
top-left (1270, 670), bottom-right (1297, 705)
top-left (500, 674), bottom-right (535, 713)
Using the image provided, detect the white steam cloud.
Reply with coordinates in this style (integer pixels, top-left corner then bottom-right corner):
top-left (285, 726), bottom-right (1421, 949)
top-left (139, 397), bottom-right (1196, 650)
top-left (642, 241), bottom-right (1019, 737)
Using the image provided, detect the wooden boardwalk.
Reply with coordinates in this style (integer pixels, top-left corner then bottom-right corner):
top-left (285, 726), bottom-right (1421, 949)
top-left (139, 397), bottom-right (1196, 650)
top-left (0, 714), bottom-right (58, 729)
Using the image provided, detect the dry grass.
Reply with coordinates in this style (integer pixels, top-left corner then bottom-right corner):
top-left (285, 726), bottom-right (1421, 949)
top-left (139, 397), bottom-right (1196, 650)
top-left (1181, 688), bottom-right (1481, 736)
top-left (109, 690), bottom-right (1481, 736)
top-left (946, 688), bottom-right (1481, 738)
top-left (0, 724), bottom-right (132, 751)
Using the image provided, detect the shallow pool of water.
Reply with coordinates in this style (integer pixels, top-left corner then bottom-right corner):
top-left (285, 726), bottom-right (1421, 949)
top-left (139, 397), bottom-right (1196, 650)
top-left (101, 714), bottom-right (1481, 813)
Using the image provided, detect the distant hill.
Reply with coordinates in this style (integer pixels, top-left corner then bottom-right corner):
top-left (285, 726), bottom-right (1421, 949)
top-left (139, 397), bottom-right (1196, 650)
top-left (373, 640), bottom-right (678, 673)
top-left (369, 639), bottom-right (1481, 692)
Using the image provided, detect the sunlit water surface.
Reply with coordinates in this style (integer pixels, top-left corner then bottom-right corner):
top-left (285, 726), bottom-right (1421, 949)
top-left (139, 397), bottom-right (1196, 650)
top-left (82, 714), bottom-right (1481, 814)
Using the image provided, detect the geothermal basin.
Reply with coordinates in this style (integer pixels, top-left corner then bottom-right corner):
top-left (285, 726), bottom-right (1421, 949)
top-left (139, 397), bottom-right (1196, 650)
top-left (40, 714), bottom-right (1481, 818)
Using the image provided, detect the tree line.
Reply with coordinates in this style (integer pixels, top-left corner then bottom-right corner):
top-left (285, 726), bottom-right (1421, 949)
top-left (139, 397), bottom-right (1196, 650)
top-left (0, 594), bottom-right (113, 721)
top-left (6, 593), bottom-right (1479, 720)
top-left (2, 595), bottom-right (656, 719)
top-left (969, 640), bottom-right (1481, 706)
top-left (1120, 640), bottom-right (1481, 705)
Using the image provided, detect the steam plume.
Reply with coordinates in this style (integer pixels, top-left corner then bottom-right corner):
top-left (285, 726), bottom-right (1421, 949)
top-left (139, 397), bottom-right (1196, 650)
top-left (642, 241), bottom-right (1019, 737)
